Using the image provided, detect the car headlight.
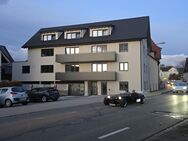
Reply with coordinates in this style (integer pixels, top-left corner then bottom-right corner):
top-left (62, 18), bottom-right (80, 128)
top-left (118, 96), bottom-right (122, 100)
top-left (136, 99), bottom-right (141, 103)
top-left (107, 95), bottom-right (111, 99)
top-left (183, 86), bottom-right (187, 90)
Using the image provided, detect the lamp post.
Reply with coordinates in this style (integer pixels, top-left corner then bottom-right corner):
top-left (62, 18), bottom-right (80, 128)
top-left (156, 42), bottom-right (165, 45)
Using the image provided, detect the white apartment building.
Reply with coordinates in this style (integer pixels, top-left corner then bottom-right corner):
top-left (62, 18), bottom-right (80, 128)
top-left (13, 16), bottom-right (161, 95)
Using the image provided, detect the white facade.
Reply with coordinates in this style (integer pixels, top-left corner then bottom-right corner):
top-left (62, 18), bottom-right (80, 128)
top-left (13, 39), bottom-right (157, 95)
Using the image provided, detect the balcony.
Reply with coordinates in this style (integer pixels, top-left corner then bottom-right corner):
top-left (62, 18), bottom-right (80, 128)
top-left (56, 72), bottom-right (116, 81)
top-left (56, 52), bottom-right (116, 63)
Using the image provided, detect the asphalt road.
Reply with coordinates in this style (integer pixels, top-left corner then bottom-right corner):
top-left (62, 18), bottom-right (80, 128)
top-left (0, 92), bottom-right (188, 141)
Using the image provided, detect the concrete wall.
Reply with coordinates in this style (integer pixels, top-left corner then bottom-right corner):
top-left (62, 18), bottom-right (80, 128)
top-left (149, 57), bottom-right (159, 91)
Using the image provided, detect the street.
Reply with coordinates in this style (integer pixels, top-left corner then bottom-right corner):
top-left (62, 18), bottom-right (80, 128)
top-left (0, 92), bottom-right (188, 141)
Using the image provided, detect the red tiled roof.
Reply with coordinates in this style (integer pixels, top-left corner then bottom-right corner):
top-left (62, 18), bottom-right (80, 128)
top-left (151, 40), bottom-right (161, 61)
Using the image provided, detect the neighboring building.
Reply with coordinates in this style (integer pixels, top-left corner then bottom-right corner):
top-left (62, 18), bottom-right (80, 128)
top-left (0, 45), bottom-right (14, 81)
top-left (160, 66), bottom-right (179, 81)
top-left (183, 58), bottom-right (188, 82)
top-left (13, 16), bottom-right (161, 95)
top-left (149, 41), bottom-right (161, 91)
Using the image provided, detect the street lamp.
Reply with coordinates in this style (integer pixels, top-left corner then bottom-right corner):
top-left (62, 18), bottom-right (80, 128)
top-left (156, 42), bottom-right (165, 45)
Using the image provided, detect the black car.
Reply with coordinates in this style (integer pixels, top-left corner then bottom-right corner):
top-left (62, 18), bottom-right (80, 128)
top-left (28, 87), bottom-right (60, 102)
top-left (103, 92), bottom-right (145, 107)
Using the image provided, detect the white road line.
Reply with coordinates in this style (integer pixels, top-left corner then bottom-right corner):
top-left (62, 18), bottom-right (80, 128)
top-left (98, 127), bottom-right (130, 140)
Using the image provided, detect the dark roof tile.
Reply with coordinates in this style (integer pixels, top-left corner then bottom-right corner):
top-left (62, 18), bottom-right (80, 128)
top-left (22, 16), bottom-right (150, 48)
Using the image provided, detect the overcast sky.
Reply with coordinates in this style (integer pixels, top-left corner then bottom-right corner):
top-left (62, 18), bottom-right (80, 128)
top-left (0, 0), bottom-right (188, 66)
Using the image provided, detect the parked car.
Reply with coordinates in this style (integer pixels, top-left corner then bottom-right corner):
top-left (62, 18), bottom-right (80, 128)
top-left (0, 86), bottom-right (29, 107)
top-left (103, 91), bottom-right (145, 107)
top-left (172, 82), bottom-right (188, 93)
top-left (28, 87), bottom-right (60, 102)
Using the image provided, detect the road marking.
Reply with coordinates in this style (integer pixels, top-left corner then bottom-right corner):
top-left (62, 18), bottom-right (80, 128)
top-left (98, 127), bottom-right (130, 139)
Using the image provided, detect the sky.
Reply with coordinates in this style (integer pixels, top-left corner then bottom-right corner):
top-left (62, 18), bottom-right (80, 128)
top-left (0, 0), bottom-right (188, 66)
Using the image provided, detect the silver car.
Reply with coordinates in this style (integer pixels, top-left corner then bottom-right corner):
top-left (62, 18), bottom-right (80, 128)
top-left (172, 82), bottom-right (188, 93)
top-left (0, 87), bottom-right (29, 107)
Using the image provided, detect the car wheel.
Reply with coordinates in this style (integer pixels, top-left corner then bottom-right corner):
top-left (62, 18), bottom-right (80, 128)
top-left (41, 96), bottom-right (47, 102)
top-left (140, 98), bottom-right (145, 104)
top-left (104, 99), bottom-right (109, 105)
top-left (119, 100), bottom-right (127, 107)
top-left (5, 99), bottom-right (12, 107)
top-left (53, 98), bottom-right (58, 101)
top-left (22, 102), bottom-right (28, 105)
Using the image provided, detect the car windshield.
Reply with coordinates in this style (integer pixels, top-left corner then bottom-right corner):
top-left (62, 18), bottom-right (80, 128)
top-left (12, 87), bottom-right (25, 92)
top-left (175, 83), bottom-right (187, 86)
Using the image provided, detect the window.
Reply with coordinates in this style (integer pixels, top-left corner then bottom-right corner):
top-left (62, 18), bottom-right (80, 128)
top-left (0, 89), bottom-right (8, 94)
top-left (119, 43), bottom-right (128, 52)
top-left (41, 65), bottom-right (53, 73)
top-left (41, 49), bottom-right (54, 57)
top-left (66, 32), bottom-right (81, 39)
top-left (119, 81), bottom-right (129, 91)
top-left (65, 64), bottom-right (79, 72)
top-left (91, 45), bottom-right (107, 53)
top-left (119, 62), bottom-right (128, 71)
top-left (92, 64), bottom-right (107, 72)
top-left (43, 34), bottom-right (56, 41)
top-left (65, 47), bottom-right (79, 54)
top-left (92, 29), bottom-right (108, 37)
top-left (22, 66), bottom-right (30, 74)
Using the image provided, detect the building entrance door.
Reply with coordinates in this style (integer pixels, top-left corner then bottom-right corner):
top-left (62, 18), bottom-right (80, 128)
top-left (88, 81), bottom-right (97, 95)
top-left (68, 83), bottom-right (84, 96)
top-left (101, 81), bottom-right (107, 95)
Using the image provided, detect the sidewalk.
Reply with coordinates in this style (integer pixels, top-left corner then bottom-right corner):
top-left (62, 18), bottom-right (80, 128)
top-left (149, 119), bottom-right (188, 141)
top-left (143, 89), bottom-right (170, 98)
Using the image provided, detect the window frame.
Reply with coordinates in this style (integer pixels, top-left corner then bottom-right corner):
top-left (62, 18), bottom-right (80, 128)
top-left (65, 47), bottom-right (79, 54)
top-left (66, 32), bottom-right (81, 39)
top-left (119, 43), bottom-right (128, 52)
top-left (42, 34), bottom-right (56, 41)
top-left (41, 48), bottom-right (54, 57)
top-left (119, 81), bottom-right (129, 91)
top-left (22, 66), bottom-right (30, 74)
top-left (40, 65), bottom-right (54, 73)
top-left (92, 63), bottom-right (108, 72)
top-left (91, 45), bottom-right (107, 53)
top-left (65, 64), bottom-right (79, 72)
top-left (119, 62), bottom-right (129, 71)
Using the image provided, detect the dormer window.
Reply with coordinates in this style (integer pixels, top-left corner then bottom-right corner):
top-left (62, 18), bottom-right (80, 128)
top-left (41, 32), bottom-right (62, 41)
top-left (90, 26), bottom-right (113, 37)
top-left (64, 29), bottom-right (86, 39)
top-left (43, 34), bottom-right (56, 41)
top-left (66, 32), bottom-right (80, 39)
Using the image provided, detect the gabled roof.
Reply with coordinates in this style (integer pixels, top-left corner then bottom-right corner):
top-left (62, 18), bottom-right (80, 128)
top-left (160, 66), bottom-right (174, 72)
top-left (22, 16), bottom-right (151, 48)
top-left (184, 58), bottom-right (188, 73)
top-left (0, 45), bottom-right (14, 62)
top-left (151, 40), bottom-right (161, 61)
